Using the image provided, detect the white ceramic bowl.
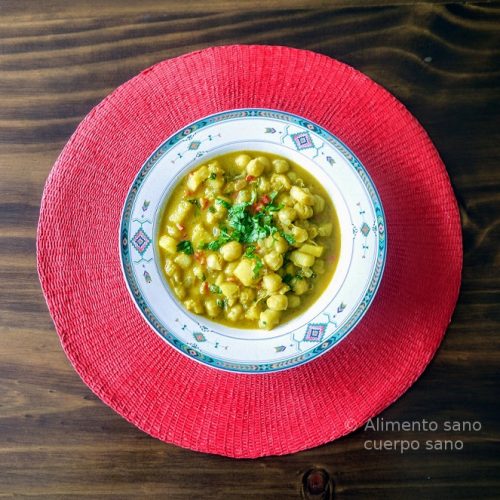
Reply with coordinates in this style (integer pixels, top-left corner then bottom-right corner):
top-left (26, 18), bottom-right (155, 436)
top-left (120, 109), bottom-right (386, 373)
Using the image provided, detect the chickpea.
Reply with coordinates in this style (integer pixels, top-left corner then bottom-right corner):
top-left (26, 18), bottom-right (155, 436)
top-left (184, 298), bottom-right (204, 314)
top-left (290, 185), bottom-right (314, 206)
top-left (240, 287), bottom-right (256, 306)
top-left (220, 241), bottom-right (243, 262)
top-left (255, 155), bottom-right (271, 168)
top-left (245, 302), bottom-right (262, 320)
top-left (272, 159), bottom-right (290, 173)
top-left (262, 273), bottom-right (282, 292)
top-left (259, 309), bottom-right (281, 330)
top-left (271, 173), bottom-right (291, 191)
top-left (246, 158), bottom-right (265, 177)
top-left (290, 250), bottom-right (315, 268)
top-left (276, 192), bottom-right (293, 207)
top-left (292, 278), bottom-right (309, 296)
top-left (267, 294), bottom-right (288, 311)
top-left (205, 298), bottom-right (221, 318)
top-left (273, 235), bottom-right (288, 253)
top-left (294, 203), bottom-right (314, 220)
top-left (278, 207), bottom-right (296, 225)
top-left (235, 154), bottom-right (252, 169)
top-left (236, 189), bottom-right (251, 203)
top-left (308, 225), bottom-right (319, 239)
top-left (264, 251), bottom-right (283, 271)
top-left (257, 177), bottom-right (271, 194)
top-left (226, 304), bottom-right (244, 322)
top-left (291, 225), bottom-right (308, 244)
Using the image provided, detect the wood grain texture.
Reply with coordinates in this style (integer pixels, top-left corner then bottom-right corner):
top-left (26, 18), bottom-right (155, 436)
top-left (0, 1), bottom-right (499, 498)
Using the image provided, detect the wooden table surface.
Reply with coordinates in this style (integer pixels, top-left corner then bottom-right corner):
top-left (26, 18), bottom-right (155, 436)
top-left (1, 1), bottom-right (499, 498)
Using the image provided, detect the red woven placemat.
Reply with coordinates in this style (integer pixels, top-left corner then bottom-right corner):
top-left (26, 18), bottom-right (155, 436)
top-left (37, 45), bottom-right (462, 458)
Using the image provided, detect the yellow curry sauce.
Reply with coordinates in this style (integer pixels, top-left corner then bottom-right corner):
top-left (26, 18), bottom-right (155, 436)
top-left (157, 151), bottom-right (340, 329)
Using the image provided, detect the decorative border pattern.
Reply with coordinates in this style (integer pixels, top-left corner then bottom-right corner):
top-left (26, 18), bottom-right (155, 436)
top-left (120, 109), bottom-right (387, 373)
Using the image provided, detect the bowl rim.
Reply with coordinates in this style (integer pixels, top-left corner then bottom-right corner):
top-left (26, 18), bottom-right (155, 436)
top-left (119, 108), bottom-right (387, 374)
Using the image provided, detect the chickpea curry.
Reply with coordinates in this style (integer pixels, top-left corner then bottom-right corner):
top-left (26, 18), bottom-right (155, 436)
top-left (157, 152), bottom-right (340, 330)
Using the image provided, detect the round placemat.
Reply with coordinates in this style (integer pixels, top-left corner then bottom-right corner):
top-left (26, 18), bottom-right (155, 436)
top-left (37, 45), bottom-right (462, 458)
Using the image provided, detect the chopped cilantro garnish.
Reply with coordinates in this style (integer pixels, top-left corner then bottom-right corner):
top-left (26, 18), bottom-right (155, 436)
top-left (208, 206), bottom-right (216, 213)
top-left (216, 198), bottom-right (232, 209)
top-left (253, 260), bottom-right (263, 278)
top-left (201, 227), bottom-right (232, 250)
top-left (209, 172), bottom-right (217, 180)
top-left (244, 245), bottom-right (256, 258)
top-left (203, 193), bottom-right (288, 248)
top-left (282, 273), bottom-right (293, 285)
top-left (280, 231), bottom-right (296, 245)
top-left (216, 298), bottom-right (226, 309)
top-left (209, 284), bottom-right (222, 294)
top-left (187, 198), bottom-right (200, 207)
top-left (176, 240), bottom-right (193, 255)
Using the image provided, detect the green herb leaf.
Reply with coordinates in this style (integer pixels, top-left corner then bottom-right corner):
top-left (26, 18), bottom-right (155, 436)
top-left (280, 231), bottom-right (296, 245)
top-left (253, 260), bottom-right (264, 278)
top-left (282, 273), bottom-right (293, 285)
top-left (244, 245), bottom-right (256, 258)
top-left (209, 172), bottom-right (217, 180)
top-left (216, 298), bottom-right (226, 309)
top-left (203, 192), bottom-right (287, 248)
top-left (208, 206), bottom-right (216, 213)
top-left (216, 198), bottom-right (232, 209)
top-left (176, 240), bottom-right (194, 255)
top-left (209, 284), bottom-right (222, 294)
top-left (265, 203), bottom-right (283, 212)
top-left (201, 227), bottom-right (232, 250)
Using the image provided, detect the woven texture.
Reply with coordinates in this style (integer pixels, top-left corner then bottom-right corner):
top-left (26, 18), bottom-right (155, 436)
top-left (37, 45), bottom-right (462, 458)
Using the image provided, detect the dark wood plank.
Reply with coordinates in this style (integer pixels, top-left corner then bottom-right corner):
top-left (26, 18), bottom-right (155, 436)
top-left (0, 2), bottom-right (499, 498)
